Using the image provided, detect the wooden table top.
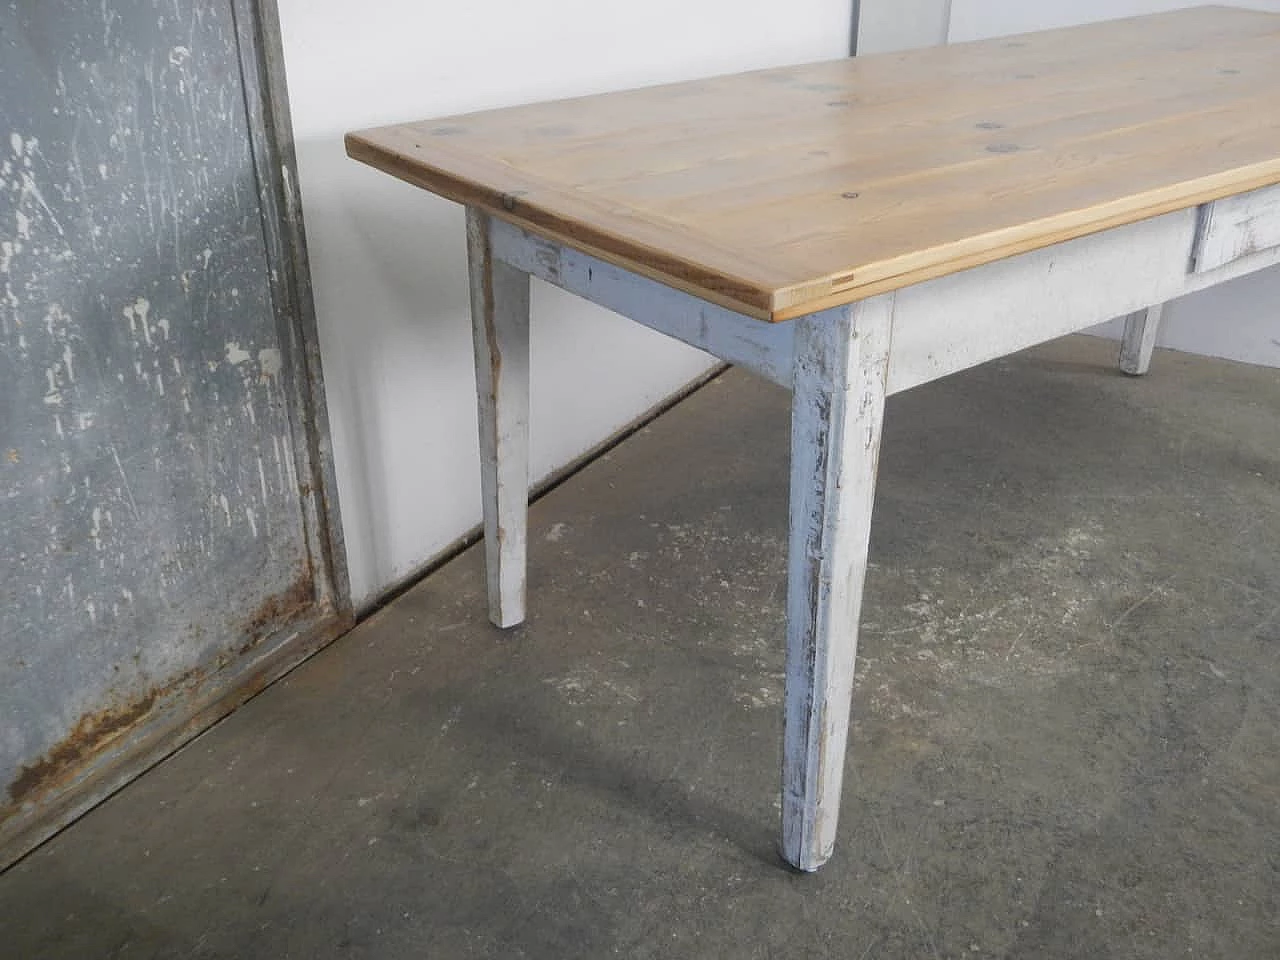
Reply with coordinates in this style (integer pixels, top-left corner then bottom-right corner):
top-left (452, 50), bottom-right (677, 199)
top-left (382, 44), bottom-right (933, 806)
top-left (347, 6), bottom-right (1280, 322)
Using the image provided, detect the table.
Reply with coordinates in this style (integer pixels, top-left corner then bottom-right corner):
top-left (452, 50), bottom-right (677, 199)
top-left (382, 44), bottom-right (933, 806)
top-left (346, 6), bottom-right (1280, 871)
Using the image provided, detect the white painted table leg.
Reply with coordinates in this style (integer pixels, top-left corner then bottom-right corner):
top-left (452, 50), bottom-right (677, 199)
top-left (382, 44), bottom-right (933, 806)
top-left (1118, 304), bottom-right (1163, 375)
top-left (781, 295), bottom-right (894, 872)
top-left (466, 208), bottom-right (531, 628)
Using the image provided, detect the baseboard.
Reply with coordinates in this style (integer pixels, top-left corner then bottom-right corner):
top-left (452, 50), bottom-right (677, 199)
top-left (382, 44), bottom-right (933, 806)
top-left (357, 360), bottom-right (730, 619)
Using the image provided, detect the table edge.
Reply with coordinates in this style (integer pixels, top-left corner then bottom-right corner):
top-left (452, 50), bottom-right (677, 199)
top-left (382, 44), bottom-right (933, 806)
top-left (345, 132), bottom-right (780, 320)
top-left (347, 132), bottom-right (1280, 324)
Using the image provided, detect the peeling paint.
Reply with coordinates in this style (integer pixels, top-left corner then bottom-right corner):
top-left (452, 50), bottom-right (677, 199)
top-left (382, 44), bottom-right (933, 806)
top-left (258, 347), bottom-right (282, 378)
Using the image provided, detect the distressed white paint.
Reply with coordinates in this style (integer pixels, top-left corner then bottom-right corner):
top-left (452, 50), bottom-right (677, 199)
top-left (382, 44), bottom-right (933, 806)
top-left (1119, 305), bottom-right (1163, 376)
top-left (489, 220), bottom-right (794, 387)
top-left (490, 206), bottom-right (1277, 399)
top-left (782, 295), bottom-right (894, 872)
top-left (89, 507), bottom-right (103, 551)
top-left (121, 296), bottom-right (150, 338)
top-left (1193, 183), bottom-right (1280, 274)
top-left (887, 205), bottom-right (1280, 395)
top-left (258, 347), bottom-right (283, 378)
top-left (473, 168), bottom-right (1280, 868)
top-left (224, 341), bottom-right (251, 365)
top-left (474, 217), bottom-right (904, 868)
top-left (466, 210), bottom-right (531, 628)
top-left (275, 0), bottom-right (854, 605)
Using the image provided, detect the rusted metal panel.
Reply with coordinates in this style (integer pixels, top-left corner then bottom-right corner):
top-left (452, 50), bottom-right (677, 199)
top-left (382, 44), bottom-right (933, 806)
top-left (0, 0), bottom-right (350, 867)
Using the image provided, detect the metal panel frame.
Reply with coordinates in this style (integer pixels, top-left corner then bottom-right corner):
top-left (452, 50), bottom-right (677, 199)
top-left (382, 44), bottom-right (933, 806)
top-left (1, 0), bottom-right (353, 871)
top-left (232, 0), bottom-right (351, 617)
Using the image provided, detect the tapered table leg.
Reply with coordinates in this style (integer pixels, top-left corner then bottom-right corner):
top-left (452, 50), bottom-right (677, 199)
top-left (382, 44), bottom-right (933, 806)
top-left (466, 208), bottom-right (532, 628)
top-left (781, 295), bottom-right (894, 871)
top-left (1118, 304), bottom-right (1163, 375)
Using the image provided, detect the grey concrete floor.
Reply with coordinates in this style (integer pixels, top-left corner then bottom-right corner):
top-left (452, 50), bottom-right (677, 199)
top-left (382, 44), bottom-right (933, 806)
top-left (3, 335), bottom-right (1279, 959)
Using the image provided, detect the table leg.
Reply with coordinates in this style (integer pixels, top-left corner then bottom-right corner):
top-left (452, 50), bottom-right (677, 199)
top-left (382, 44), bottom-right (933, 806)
top-left (466, 208), bottom-right (532, 628)
top-left (1118, 304), bottom-right (1163, 375)
top-left (782, 296), bottom-right (894, 872)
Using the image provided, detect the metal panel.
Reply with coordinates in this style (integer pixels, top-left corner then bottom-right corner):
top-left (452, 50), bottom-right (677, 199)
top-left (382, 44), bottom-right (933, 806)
top-left (0, 0), bottom-right (350, 866)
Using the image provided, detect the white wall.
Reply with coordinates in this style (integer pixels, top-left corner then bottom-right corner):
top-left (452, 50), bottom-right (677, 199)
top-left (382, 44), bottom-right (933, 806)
top-left (948, 0), bottom-right (1280, 40)
top-left (862, 0), bottom-right (1280, 369)
top-left (276, 1), bottom-right (855, 607)
top-left (857, 0), bottom-right (950, 52)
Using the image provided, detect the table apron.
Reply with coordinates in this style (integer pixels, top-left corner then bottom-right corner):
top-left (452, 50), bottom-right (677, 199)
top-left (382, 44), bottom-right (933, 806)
top-left (488, 217), bottom-right (798, 388)
top-left (487, 204), bottom-right (1280, 398)
top-left (889, 204), bottom-right (1280, 394)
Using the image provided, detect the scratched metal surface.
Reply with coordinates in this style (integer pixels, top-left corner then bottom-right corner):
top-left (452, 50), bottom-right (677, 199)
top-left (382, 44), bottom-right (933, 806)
top-left (0, 2), bottom-right (320, 823)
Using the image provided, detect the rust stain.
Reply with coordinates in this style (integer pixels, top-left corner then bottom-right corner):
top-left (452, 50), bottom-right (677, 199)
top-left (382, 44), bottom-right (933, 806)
top-left (7, 568), bottom-right (322, 818)
top-left (7, 687), bottom-right (160, 807)
top-left (7, 573), bottom-right (318, 812)
top-left (5, 448), bottom-right (19, 464)
top-left (237, 568), bottom-right (315, 656)
top-left (5, 661), bottom-right (216, 811)
top-left (233, 663), bottom-right (278, 705)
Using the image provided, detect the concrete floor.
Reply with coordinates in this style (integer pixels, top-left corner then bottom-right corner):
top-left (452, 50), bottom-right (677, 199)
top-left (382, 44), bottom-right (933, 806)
top-left (3, 335), bottom-right (1279, 959)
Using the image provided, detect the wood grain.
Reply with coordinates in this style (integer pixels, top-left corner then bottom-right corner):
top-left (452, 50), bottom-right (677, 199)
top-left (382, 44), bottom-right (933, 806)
top-left (347, 7), bottom-right (1280, 322)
